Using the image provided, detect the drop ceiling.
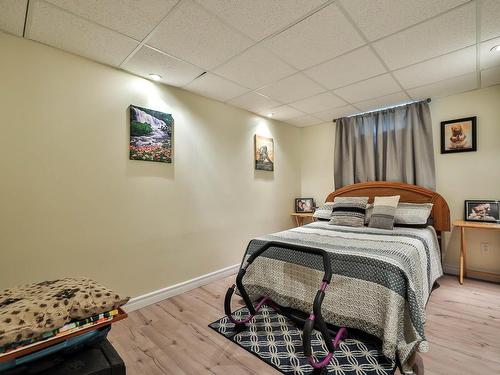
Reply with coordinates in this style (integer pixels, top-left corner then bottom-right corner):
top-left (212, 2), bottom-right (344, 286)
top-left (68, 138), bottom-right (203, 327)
top-left (1, 0), bottom-right (500, 127)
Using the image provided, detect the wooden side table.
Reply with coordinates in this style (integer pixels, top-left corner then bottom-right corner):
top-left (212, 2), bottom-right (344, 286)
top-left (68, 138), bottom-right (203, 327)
top-left (291, 213), bottom-right (315, 227)
top-left (453, 220), bottom-right (500, 284)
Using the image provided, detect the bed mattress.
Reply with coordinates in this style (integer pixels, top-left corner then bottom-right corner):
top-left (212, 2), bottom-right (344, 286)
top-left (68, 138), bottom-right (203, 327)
top-left (240, 221), bottom-right (443, 368)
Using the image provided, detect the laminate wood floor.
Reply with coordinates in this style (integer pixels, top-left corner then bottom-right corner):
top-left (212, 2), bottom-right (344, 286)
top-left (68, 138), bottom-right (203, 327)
top-left (108, 275), bottom-right (500, 375)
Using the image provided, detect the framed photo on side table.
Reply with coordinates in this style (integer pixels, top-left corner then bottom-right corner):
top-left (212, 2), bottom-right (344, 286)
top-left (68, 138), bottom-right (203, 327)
top-left (295, 198), bottom-right (315, 213)
top-left (464, 200), bottom-right (500, 223)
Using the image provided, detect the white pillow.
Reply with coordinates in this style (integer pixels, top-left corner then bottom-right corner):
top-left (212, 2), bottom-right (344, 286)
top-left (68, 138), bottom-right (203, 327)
top-left (365, 202), bottom-right (433, 226)
top-left (313, 202), bottom-right (334, 220)
top-left (395, 203), bottom-right (433, 225)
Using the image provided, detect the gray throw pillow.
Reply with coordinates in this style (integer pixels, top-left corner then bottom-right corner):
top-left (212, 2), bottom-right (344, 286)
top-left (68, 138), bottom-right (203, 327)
top-left (369, 195), bottom-right (400, 230)
top-left (329, 197), bottom-right (369, 227)
top-left (364, 203), bottom-right (373, 224)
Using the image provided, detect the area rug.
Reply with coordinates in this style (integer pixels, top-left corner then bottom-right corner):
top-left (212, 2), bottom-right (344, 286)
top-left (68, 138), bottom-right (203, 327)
top-left (209, 304), bottom-right (396, 375)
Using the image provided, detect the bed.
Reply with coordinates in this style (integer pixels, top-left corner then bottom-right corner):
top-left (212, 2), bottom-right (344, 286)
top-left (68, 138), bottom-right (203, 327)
top-left (239, 182), bottom-right (450, 372)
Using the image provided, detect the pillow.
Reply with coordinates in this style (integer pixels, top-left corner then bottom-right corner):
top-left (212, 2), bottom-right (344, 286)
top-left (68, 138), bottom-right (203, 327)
top-left (364, 203), bottom-right (373, 224)
top-left (369, 195), bottom-right (400, 230)
top-left (0, 278), bottom-right (129, 348)
top-left (313, 202), bottom-right (334, 220)
top-left (366, 202), bottom-right (433, 226)
top-left (394, 202), bottom-right (433, 225)
top-left (329, 197), bottom-right (368, 227)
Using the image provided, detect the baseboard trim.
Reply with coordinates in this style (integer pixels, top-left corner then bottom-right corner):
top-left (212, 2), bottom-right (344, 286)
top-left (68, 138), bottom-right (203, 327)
top-left (124, 263), bottom-right (240, 312)
top-left (443, 264), bottom-right (500, 283)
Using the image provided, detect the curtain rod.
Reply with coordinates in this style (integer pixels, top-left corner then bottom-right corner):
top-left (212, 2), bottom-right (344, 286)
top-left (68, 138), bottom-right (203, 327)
top-left (332, 98), bottom-right (431, 123)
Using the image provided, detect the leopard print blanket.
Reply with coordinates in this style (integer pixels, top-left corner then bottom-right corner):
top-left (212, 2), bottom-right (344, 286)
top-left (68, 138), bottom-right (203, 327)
top-left (0, 278), bottom-right (129, 347)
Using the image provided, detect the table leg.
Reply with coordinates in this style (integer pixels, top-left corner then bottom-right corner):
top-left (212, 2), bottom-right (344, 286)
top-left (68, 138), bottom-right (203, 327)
top-left (460, 227), bottom-right (465, 285)
top-left (463, 228), bottom-right (467, 278)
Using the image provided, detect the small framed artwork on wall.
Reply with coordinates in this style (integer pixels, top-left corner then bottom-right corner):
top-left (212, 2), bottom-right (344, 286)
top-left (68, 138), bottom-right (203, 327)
top-left (295, 198), bottom-right (315, 213)
top-left (129, 105), bottom-right (173, 163)
top-left (440, 116), bottom-right (477, 154)
top-left (464, 200), bottom-right (500, 223)
top-left (254, 135), bottom-right (274, 171)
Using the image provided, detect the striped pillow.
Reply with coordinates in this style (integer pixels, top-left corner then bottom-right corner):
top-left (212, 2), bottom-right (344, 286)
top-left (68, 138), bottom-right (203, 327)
top-left (329, 197), bottom-right (368, 227)
top-left (369, 195), bottom-right (401, 230)
top-left (313, 202), bottom-right (334, 220)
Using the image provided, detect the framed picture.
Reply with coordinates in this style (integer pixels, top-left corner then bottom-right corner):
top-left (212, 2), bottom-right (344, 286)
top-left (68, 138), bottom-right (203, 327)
top-left (464, 200), bottom-right (500, 223)
top-left (254, 135), bottom-right (274, 171)
top-left (129, 105), bottom-right (173, 163)
top-left (295, 198), bottom-right (315, 213)
top-left (440, 116), bottom-right (477, 154)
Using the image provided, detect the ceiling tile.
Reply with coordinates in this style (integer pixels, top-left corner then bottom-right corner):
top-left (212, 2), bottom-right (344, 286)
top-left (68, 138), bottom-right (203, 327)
top-left (0, 0), bottom-right (27, 36)
top-left (45, 0), bottom-right (177, 40)
top-left (227, 92), bottom-right (280, 114)
top-left (304, 46), bottom-right (387, 90)
top-left (407, 72), bottom-right (478, 100)
top-left (287, 115), bottom-right (323, 127)
top-left (262, 4), bottom-right (365, 70)
top-left (339, 0), bottom-right (469, 41)
top-left (480, 0), bottom-right (500, 41)
top-left (256, 73), bottom-right (324, 104)
top-left (264, 105), bottom-right (304, 120)
top-left (314, 105), bottom-right (358, 122)
top-left (214, 45), bottom-right (296, 90)
top-left (481, 66), bottom-right (500, 88)
top-left (354, 92), bottom-right (411, 112)
top-left (147, 0), bottom-right (253, 70)
top-left (289, 92), bottom-right (347, 114)
top-left (184, 73), bottom-right (248, 102)
top-left (333, 74), bottom-right (401, 103)
top-left (122, 46), bottom-right (204, 87)
top-left (480, 37), bottom-right (500, 70)
top-left (27, 1), bottom-right (139, 67)
top-left (373, 3), bottom-right (476, 70)
top-left (393, 46), bottom-right (476, 89)
top-left (194, 0), bottom-right (328, 41)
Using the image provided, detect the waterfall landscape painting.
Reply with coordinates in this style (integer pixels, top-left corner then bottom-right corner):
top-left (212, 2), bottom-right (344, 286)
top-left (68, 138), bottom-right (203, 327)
top-left (129, 105), bottom-right (173, 163)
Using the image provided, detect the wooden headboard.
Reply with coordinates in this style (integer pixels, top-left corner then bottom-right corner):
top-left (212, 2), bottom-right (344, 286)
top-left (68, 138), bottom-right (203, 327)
top-left (325, 181), bottom-right (450, 232)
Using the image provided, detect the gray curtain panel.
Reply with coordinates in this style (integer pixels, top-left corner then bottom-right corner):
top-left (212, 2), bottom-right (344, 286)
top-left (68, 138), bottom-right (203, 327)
top-left (334, 101), bottom-right (436, 190)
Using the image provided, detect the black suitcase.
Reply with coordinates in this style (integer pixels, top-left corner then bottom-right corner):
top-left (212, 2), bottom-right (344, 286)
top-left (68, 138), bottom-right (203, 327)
top-left (2, 339), bottom-right (125, 375)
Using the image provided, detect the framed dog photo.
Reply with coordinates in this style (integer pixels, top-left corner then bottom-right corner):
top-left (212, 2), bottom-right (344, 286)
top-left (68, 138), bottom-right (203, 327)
top-left (440, 116), bottom-right (477, 154)
top-left (464, 200), bottom-right (500, 223)
top-left (295, 198), bottom-right (315, 213)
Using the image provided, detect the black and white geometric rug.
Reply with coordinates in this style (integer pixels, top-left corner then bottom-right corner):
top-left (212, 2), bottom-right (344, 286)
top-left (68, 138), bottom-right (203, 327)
top-left (209, 304), bottom-right (396, 375)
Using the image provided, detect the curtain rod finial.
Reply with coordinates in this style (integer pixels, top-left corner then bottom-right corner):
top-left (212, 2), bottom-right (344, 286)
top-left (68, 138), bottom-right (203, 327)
top-left (426, 98), bottom-right (431, 103)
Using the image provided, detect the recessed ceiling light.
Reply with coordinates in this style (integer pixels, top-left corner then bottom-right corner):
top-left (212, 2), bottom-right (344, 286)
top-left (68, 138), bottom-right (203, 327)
top-left (149, 74), bottom-right (162, 81)
top-left (490, 45), bottom-right (500, 53)
top-left (267, 113), bottom-right (274, 117)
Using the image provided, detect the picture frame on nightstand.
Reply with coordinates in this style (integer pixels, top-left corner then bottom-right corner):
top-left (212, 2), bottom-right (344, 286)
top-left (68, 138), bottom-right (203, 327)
top-left (464, 200), bottom-right (500, 223)
top-left (295, 198), bottom-right (315, 213)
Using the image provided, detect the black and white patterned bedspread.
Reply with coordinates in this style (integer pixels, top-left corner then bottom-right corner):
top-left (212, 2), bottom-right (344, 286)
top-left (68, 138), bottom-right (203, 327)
top-left (240, 221), bottom-right (443, 370)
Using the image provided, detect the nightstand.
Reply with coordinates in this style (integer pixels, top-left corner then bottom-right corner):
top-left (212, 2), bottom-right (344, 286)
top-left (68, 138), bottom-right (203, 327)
top-left (453, 220), bottom-right (500, 284)
top-left (291, 213), bottom-right (315, 227)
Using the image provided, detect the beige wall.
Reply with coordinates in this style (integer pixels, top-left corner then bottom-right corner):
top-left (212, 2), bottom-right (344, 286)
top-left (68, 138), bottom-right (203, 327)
top-left (300, 123), bottom-right (335, 205)
top-left (431, 86), bottom-right (500, 276)
top-left (300, 85), bottom-right (500, 276)
top-left (0, 32), bottom-right (301, 297)
top-left (1, 30), bottom-right (498, 298)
